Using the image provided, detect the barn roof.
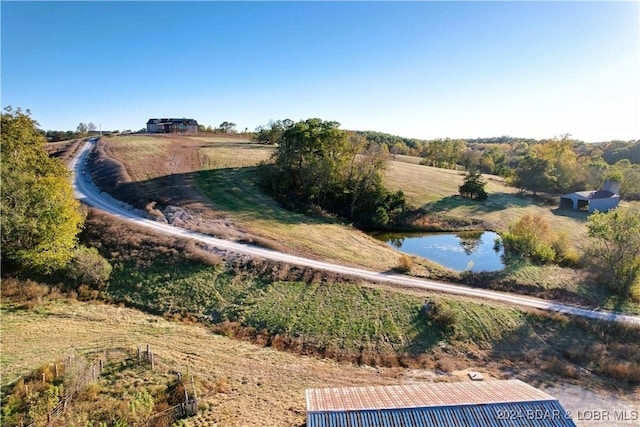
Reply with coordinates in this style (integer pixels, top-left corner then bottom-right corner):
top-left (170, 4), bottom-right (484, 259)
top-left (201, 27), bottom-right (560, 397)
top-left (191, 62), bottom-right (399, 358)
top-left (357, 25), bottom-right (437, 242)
top-left (306, 380), bottom-right (576, 427)
top-left (563, 189), bottom-right (617, 200)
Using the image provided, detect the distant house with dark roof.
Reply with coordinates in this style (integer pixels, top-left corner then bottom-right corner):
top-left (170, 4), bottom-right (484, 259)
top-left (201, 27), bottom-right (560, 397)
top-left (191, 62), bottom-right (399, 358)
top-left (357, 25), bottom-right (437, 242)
top-left (146, 118), bottom-right (198, 134)
top-left (560, 180), bottom-right (621, 213)
top-left (306, 380), bottom-right (576, 427)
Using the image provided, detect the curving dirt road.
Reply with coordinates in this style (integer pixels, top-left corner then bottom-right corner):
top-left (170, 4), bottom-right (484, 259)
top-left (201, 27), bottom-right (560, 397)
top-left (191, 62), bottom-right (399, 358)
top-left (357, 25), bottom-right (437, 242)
top-left (71, 139), bottom-right (640, 326)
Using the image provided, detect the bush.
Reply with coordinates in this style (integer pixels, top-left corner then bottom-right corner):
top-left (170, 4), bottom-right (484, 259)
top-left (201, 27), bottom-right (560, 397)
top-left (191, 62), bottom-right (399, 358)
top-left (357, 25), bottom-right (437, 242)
top-left (546, 356), bottom-right (577, 379)
top-left (502, 214), bottom-right (556, 264)
top-left (397, 254), bottom-right (413, 272)
top-left (66, 246), bottom-right (112, 286)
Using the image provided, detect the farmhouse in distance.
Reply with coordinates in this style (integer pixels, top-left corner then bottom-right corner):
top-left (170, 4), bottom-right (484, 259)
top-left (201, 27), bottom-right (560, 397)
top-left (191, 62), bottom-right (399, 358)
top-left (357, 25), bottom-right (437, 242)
top-left (146, 118), bottom-right (199, 134)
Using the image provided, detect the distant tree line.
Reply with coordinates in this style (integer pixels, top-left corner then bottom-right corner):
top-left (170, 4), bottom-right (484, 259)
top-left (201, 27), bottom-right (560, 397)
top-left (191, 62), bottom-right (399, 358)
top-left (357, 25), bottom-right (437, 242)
top-left (352, 130), bottom-right (639, 199)
top-left (197, 121), bottom-right (254, 134)
top-left (259, 118), bottom-right (406, 229)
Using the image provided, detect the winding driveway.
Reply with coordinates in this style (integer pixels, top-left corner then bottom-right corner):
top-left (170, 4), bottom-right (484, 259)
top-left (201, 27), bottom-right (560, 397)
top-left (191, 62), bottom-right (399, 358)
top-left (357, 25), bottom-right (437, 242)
top-left (71, 139), bottom-right (640, 326)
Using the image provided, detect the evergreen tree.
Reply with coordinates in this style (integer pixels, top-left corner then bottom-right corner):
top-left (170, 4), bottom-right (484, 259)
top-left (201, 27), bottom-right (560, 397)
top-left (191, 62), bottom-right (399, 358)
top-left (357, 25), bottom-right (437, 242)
top-left (459, 170), bottom-right (488, 200)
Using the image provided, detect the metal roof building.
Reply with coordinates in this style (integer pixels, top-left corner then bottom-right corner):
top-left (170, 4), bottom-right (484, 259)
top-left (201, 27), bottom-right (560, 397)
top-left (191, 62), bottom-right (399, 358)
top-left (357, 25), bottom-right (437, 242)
top-left (306, 380), bottom-right (576, 427)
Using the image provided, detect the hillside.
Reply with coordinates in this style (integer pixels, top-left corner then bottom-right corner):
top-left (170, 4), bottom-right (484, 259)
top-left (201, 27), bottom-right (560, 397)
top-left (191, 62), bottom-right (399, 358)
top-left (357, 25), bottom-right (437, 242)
top-left (3, 134), bottom-right (640, 425)
top-left (2, 296), bottom-right (639, 426)
top-left (88, 134), bottom-right (640, 313)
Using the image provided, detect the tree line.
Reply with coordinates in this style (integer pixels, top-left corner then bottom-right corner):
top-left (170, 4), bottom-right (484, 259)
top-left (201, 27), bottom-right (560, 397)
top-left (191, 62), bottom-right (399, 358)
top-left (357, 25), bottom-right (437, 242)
top-left (354, 130), bottom-right (639, 199)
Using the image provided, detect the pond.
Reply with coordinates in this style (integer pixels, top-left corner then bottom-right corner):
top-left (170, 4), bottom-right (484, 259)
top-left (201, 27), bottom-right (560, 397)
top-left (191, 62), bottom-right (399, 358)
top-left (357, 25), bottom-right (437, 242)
top-left (373, 231), bottom-right (505, 272)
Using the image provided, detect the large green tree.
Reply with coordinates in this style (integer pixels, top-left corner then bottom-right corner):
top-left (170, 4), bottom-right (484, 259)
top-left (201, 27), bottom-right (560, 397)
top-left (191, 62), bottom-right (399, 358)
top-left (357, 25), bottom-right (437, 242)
top-left (1, 107), bottom-right (84, 274)
top-left (265, 118), bottom-right (404, 227)
top-left (587, 208), bottom-right (640, 296)
top-left (271, 118), bottom-right (351, 208)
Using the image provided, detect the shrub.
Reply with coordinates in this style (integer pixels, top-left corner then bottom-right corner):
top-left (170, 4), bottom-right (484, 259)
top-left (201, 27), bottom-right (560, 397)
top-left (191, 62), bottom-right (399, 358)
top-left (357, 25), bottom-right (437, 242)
top-left (427, 301), bottom-right (458, 334)
top-left (546, 356), bottom-right (577, 379)
top-left (66, 246), bottom-right (112, 286)
top-left (552, 231), bottom-right (581, 266)
top-left (502, 214), bottom-right (556, 264)
top-left (601, 362), bottom-right (640, 383)
top-left (397, 254), bottom-right (413, 273)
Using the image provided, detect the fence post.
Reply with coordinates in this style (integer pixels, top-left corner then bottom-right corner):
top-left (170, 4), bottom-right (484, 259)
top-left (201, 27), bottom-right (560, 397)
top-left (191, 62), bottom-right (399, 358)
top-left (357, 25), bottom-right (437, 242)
top-left (137, 346), bottom-right (142, 363)
top-left (191, 375), bottom-right (197, 400)
top-left (54, 363), bottom-right (59, 379)
top-left (99, 358), bottom-right (104, 373)
top-left (150, 352), bottom-right (155, 370)
top-left (146, 344), bottom-right (151, 360)
top-left (42, 372), bottom-right (46, 384)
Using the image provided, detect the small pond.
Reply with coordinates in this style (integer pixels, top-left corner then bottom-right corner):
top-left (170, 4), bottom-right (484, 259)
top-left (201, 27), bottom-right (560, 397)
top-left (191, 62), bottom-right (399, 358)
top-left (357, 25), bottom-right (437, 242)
top-left (373, 231), bottom-right (505, 272)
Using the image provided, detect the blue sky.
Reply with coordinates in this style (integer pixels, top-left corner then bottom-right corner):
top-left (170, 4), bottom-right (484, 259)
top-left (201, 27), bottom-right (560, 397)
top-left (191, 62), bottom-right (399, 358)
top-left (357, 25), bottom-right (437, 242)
top-left (2, 1), bottom-right (638, 142)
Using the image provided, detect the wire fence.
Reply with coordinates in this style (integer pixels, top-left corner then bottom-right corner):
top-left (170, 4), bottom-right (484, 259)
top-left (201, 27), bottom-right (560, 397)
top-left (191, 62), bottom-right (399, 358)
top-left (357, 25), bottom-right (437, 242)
top-left (13, 340), bottom-right (198, 427)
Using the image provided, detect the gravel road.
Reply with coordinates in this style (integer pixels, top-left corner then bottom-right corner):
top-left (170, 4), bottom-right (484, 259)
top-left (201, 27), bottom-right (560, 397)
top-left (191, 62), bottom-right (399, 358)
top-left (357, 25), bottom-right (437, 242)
top-left (71, 139), bottom-right (640, 326)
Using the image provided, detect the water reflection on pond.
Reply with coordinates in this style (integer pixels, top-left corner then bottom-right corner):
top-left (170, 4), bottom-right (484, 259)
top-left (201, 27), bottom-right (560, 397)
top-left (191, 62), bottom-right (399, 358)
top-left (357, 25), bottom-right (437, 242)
top-left (373, 231), bottom-right (505, 272)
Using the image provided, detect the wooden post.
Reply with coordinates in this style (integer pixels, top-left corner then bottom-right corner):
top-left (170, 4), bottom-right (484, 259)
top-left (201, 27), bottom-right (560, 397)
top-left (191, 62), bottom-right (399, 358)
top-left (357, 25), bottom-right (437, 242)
top-left (99, 358), bottom-right (104, 373)
top-left (67, 355), bottom-right (72, 367)
top-left (137, 346), bottom-right (141, 362)
top-left (42, 372), bottom-right (46, 384)
top-left (92, 365), bottom-right (96, 381)
top-left (54, 363), bottom-right (59, 378)
top-left (191, 375), bottom-right (197, 400)
top-left (146, 344), bottom-right (151, 359)
top-left (150, 352), bottom-right (155, 370)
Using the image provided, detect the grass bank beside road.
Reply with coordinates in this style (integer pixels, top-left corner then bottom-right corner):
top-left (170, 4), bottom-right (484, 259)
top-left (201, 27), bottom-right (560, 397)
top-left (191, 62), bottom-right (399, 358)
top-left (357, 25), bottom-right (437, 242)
top-left (77, 211), bottom-right (640, 390)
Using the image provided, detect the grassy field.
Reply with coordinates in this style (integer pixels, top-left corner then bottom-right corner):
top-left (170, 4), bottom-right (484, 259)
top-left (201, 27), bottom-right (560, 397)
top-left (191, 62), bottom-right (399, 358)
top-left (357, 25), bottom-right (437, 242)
top-left (1, 299), bottom-right (423, 426)
top-left (385, 160), bottom-right (593, 246)
top-left (3, 285), bottom-right (639, 425)
top-left (91, 135), bottom-right (640, 312)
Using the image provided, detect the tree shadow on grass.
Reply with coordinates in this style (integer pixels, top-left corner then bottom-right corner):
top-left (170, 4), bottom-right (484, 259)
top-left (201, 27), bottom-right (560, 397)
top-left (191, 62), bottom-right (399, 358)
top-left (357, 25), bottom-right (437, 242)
top-left (420, 192), bottom-right (536, 215)
top-left (94, 165), bottom-right (336, 226)
top-left (550, 207), bottom-right (589, 223)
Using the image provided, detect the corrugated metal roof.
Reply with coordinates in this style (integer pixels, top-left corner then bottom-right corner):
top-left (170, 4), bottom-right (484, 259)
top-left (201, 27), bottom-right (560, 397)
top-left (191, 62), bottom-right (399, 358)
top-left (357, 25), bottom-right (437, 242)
top-left (564, 190), bottom-right (617, 200)
top-left (307, 400), bottom-right (576, 427)
top-left (306, 380), bottom-right (555, 412)
top-left (306, 381), bottom-right (576, 427)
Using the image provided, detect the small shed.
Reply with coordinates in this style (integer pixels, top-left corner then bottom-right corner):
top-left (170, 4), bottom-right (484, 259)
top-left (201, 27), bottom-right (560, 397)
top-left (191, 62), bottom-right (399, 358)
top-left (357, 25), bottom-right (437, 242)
top-left (559, 180), bottom-right (620, 213)
top-left (306, 380), bottom-right (576, 427)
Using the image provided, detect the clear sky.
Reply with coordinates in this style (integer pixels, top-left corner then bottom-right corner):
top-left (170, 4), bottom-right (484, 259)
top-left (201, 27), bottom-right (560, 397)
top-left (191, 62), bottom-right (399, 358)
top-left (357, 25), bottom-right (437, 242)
top-left (2, 1), bottom-right (639, 142)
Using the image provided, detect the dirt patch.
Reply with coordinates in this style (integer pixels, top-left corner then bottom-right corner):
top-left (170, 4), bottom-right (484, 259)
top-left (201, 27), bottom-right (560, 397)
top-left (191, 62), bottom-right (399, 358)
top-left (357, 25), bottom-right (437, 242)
top-left (542, 383), bottom-right (639, 427)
